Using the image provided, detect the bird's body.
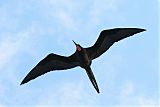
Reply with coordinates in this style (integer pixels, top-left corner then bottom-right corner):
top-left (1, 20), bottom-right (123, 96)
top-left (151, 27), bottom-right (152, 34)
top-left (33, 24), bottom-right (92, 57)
top-left (21, 28), bottom-right (146, 93)
top-left (76, 48), bottom-right (91, 68)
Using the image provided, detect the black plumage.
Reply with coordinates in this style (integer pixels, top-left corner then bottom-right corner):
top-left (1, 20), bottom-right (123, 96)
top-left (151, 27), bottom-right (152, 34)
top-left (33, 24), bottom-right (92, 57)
top-left (21, 28), bottom-right (146, 93)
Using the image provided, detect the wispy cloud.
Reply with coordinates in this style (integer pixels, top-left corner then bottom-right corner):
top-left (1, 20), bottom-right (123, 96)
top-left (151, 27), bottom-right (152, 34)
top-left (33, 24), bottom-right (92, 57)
top-left (117, 82), bottom-right (157, 106)
top-left (43, 0), bottom-right (82, 30)
top-left (89, 0), bottom-right (119, 23)
top-left (54, 10), bottom-right (78, 30)
top-left (0, 21), bottom-right (52, 105)
top-left (0, 37), bottom-right (19, 69)
top-left (0, 22), bottom-right (41, 70)
top-left (35, 80), bottom-right (100, 105)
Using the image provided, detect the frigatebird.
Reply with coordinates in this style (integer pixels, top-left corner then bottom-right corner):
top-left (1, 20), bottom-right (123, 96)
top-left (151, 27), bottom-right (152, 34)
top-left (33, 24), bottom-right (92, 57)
top-left (21, 28), bottom-right (146, 93)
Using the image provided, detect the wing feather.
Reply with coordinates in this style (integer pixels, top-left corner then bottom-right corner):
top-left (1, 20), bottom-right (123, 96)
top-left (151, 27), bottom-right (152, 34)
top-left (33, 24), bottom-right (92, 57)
top-left (86, 28), bottom-right (146, 60)
top-left (21, 53), bottom-right (79, 85)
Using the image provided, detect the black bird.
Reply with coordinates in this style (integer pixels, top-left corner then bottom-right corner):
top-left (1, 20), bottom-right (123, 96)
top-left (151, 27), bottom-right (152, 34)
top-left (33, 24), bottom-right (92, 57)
top-left (21, 28), bottom-right (146, 93)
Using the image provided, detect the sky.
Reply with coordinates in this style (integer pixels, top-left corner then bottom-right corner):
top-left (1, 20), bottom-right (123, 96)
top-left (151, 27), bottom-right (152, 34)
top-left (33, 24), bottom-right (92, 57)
top-left (0, 0), bottom-right (159, 106)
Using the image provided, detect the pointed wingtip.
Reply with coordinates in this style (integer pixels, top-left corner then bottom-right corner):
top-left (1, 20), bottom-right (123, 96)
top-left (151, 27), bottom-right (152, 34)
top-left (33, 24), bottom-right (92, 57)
top-left (141, 28), bottom-right (146, 31)
top-left (135, 28), bottom-right (146, 32)
top-left (139, 28), bottom-right (146, 32)
top-left (134, 28), bottom-right (146, 34)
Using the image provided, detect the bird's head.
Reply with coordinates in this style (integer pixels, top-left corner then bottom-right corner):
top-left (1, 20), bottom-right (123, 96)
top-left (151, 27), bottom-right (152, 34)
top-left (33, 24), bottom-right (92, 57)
top-left (72, 40), bottom-right (82, 52)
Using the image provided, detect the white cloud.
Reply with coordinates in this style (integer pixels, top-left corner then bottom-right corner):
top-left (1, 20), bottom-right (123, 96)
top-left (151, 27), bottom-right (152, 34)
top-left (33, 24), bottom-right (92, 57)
top-left (54, 10), bottom-right (77, 30)
top-left (36, 80), bottom-right (99, 105)
top-left (0, 37), bottom-right (19, 69)
top-left (89, 0), bottom-right (124, 25)
top-left (117, 82), bottom-right (158, 106)
top-left (41, 0), bottom-right (123, 31)
top-left (0, 21), bottom-right (50, 104)
top-left (90, 0), bottom-right (117, 18)
top-left (0, 26), bottom-right (35, 70)
top-left (120, 82), bottom-right (134, 97)
top-left (44, 0), bottom-right (81, 29)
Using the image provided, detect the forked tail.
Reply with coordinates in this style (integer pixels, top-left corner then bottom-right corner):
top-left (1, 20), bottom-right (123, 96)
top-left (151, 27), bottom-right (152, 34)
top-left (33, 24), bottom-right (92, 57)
top-left (85, 67), bottom-right (100, 93)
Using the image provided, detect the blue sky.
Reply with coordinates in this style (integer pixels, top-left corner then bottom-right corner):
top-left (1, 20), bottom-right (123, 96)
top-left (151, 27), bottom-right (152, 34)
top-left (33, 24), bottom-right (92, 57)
top-left (0, 0), bottom-right (159, 106)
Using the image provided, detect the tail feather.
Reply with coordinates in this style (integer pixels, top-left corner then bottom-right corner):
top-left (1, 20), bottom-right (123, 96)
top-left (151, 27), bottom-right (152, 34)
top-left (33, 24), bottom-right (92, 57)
top-left (85, 67), bottom-right (100, 93)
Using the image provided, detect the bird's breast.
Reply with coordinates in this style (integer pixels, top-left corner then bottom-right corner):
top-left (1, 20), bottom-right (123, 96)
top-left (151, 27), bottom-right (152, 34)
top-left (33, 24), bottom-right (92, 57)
top-left (77, 50), bottom-right (91, 67)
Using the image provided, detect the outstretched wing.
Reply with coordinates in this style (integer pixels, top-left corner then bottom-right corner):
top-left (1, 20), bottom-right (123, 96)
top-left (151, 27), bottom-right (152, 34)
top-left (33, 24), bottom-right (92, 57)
top-left (21, 53), bottom-right (79, 85)
top-left (86, 28), bottom-right (146, 60)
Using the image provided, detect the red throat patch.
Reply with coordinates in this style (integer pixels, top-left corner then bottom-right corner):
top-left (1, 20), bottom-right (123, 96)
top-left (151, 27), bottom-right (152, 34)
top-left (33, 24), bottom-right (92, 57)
top-left (76, 46), bottom-right (81, 51)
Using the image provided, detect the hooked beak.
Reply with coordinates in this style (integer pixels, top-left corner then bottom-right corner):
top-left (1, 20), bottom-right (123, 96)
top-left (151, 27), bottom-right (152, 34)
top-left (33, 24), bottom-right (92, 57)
top-left (72, 40), bottom-right (77, 46)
